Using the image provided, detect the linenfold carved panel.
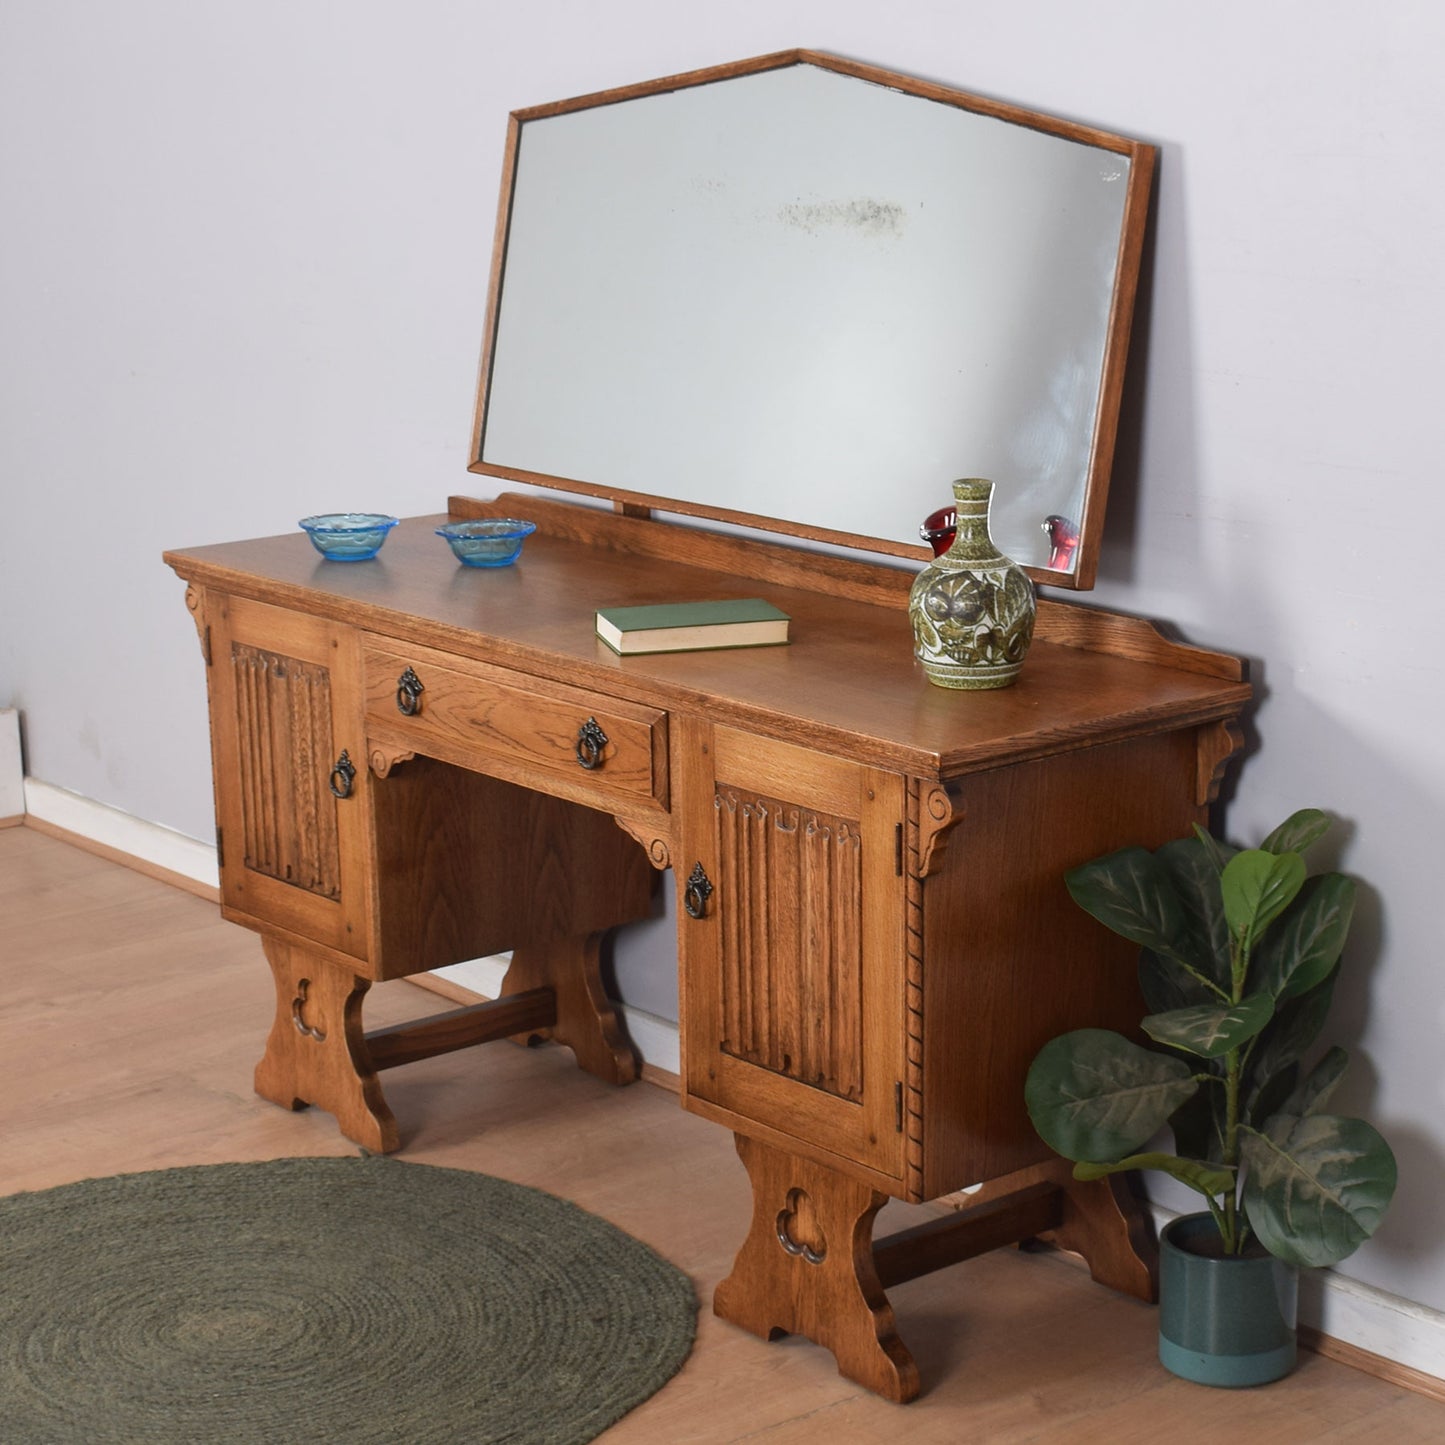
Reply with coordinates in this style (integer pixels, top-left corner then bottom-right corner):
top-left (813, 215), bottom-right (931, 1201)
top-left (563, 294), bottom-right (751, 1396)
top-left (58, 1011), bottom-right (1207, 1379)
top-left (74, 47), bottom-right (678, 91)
top-left (231, 643), bottom-right (342, 900)
top-left (714, 788), bottom-right (863, 1101)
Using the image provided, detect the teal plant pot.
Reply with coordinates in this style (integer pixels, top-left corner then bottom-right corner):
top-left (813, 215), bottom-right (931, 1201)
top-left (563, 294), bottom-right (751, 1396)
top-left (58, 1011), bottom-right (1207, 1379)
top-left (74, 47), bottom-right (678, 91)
top-left (1158, 1213), bottom-right (1299, 1388)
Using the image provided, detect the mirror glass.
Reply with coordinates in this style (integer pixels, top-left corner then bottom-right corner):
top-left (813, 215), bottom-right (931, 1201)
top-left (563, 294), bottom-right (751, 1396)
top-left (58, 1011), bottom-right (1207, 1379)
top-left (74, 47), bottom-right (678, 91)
top-left (470, 53), bottom-right (1153, 587)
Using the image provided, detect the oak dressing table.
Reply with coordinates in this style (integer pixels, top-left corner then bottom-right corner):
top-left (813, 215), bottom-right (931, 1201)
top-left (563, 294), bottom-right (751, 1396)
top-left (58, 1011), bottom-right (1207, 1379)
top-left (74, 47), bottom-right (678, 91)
top-left (165, 52), bottom-right (1251, 1401)
top-left (165, 489), bottom-right (1247, 1401)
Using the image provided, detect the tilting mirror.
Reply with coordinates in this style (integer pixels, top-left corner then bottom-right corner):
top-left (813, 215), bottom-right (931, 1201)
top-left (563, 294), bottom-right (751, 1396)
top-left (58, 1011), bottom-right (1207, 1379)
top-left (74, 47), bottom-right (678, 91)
top-left (469, 50), bottom-right (1154, 588)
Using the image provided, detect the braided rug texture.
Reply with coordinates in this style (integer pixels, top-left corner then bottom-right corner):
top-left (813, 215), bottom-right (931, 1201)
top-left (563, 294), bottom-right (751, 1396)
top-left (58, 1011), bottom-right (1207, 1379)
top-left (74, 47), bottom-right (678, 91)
top-left (1, 1155), bottom-right (696, 1444)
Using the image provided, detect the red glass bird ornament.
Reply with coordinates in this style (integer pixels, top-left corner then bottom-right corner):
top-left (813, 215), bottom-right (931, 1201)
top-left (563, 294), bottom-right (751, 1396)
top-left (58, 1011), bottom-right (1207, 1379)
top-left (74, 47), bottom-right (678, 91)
top-left (1042, 514), bottom-right (1079, 572)
top-left (920, 505), bottom-right (955, 558)
top-left (921, 506), bottom-right (1080, 572)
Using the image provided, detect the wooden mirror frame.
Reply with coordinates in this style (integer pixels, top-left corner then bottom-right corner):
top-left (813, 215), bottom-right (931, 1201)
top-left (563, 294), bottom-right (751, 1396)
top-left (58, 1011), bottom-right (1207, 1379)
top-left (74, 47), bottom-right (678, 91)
top-left (468, 50), bottom-right (1155, 590)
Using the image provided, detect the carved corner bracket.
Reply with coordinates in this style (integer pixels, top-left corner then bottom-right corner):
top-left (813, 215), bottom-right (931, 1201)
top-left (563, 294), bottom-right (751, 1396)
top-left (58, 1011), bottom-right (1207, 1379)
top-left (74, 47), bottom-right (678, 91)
top-left (912, 781), bottom-right (965, 879)
top-left (1196, 720), bottom-right (1244, 806)
top-left (369, 744), bottom-right (416, 779)
top-left (613, 815), bottom-right (672, 870)
top-left (183, 585), bottom-right (210, 664)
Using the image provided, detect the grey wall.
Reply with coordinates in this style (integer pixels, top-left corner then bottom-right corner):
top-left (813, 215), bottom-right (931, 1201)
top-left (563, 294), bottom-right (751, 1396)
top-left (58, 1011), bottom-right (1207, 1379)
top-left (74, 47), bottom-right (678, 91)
top-left (3, 1), bottom-right (1442, 1314)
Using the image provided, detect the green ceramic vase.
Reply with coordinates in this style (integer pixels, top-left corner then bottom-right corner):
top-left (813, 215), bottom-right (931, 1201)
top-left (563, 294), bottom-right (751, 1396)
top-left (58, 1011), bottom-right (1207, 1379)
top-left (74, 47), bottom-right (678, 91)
top-left (1158, 1213), bottom-right (1299, 1388)
top-left (908, 479), bottom-right (1036, 689)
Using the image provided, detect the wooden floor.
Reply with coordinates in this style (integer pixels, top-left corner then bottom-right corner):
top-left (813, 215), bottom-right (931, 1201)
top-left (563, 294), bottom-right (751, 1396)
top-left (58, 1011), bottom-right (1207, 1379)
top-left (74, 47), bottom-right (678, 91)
top-left (5, 825), bottom-right (1444, 1443)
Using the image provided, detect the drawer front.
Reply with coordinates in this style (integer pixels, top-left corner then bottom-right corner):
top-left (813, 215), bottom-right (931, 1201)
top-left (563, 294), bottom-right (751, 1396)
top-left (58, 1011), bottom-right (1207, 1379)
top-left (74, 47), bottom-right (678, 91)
top-left (363, 640), bottom-right (667, 808)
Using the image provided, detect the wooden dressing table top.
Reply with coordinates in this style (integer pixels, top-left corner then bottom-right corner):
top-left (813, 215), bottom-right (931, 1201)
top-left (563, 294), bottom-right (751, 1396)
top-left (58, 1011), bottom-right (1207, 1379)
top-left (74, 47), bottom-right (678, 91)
top-left (166, 497), bottom-right (1248, 783)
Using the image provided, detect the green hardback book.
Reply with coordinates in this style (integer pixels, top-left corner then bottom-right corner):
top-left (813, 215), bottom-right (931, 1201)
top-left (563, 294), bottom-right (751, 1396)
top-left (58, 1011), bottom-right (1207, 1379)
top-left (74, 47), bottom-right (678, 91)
top-left (595, 598), bottom-right (790, 655)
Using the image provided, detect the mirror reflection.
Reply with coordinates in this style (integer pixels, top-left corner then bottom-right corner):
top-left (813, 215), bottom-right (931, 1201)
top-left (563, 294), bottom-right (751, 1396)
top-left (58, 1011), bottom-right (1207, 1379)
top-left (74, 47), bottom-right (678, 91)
top-left (471, 53), bottom-right (1153, 587)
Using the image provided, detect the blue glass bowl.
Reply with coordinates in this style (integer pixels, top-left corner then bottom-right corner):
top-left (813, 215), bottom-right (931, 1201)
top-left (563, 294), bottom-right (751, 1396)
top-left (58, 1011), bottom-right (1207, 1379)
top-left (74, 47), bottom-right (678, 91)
top-left (299, 513), bottom-right (399, 561)
top-left (435, 518), bottom-right (537, 568)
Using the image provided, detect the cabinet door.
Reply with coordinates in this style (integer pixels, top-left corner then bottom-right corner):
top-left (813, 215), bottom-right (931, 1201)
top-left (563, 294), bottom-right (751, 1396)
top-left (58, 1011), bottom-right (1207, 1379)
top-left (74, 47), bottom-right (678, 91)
top-left (207, 594), bottom-right (372, 961)
top-left (678, 721), bottom-right (907, 1179)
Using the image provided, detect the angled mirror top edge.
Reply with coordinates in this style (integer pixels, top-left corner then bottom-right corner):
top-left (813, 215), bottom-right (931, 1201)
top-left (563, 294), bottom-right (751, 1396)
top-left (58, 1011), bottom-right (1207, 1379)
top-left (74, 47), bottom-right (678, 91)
top-left (470, 51), bottom-right (1155, 589)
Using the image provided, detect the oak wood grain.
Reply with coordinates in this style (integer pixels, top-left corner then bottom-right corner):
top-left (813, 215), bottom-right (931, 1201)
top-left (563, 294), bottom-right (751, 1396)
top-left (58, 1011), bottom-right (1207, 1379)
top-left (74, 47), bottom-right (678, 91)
top-left (364, 987), bottom-right (556, 1071)
top-left (713, 1133), bottom-right (920, 1403)
top-left (1039, 1172), bottom-right (1158, 1302)
top-left (165, 503), bottom-right (1250, 783)
top-left (678, 718), bottom-right (907, 1182)
top-left (363, 634), bottom-right (667, 807)
top-left (368, 755), bottom-right (658, 977)
top-left (206, 595), bottom-right (375, 963)
top-left (499, 930), bottom-right (641, 1086)
top-left (252, 934), bottom-right (397, 1153)
top-left (918, 729), bottom-right (1209, 1196)
top-left (874, 1183), bottom-right (1063, 1287)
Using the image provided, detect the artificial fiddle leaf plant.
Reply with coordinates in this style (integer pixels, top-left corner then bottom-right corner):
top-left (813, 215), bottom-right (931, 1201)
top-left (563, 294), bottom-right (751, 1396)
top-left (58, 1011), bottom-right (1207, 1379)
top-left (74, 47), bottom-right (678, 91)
top-left (1025, 809), bottom-right (1396, 1268)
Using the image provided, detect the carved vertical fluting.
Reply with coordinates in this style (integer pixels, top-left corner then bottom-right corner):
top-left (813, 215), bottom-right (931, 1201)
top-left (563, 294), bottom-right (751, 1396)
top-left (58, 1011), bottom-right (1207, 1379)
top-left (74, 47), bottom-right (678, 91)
top-left (236, 641), bottom-right (271, 876)
top-left (810, 810), bottom-right (861, 1101)
top-left (714, 788), bottom-right (863, 1101)
top-left (801, 813), bottom-right (831, 1100)
top-left (761, 797), bottom-right (791, 1075)
top-left (231, 643), bottom-right (342, 900)
top-left (795, 808), bottom-right (826, 1092)
top-left (716, 791), bottom-right (743, 1064)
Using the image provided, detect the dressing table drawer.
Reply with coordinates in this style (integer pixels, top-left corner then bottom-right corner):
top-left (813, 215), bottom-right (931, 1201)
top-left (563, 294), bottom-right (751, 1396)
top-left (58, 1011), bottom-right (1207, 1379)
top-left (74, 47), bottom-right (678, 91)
top-left (362, 639), bottom-right (667, 809)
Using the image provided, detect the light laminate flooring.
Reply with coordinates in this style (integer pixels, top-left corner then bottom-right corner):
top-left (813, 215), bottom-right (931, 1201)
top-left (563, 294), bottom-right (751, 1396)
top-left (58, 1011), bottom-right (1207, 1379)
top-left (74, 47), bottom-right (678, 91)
top-left (4, 824), bottom-right (1443, 1443)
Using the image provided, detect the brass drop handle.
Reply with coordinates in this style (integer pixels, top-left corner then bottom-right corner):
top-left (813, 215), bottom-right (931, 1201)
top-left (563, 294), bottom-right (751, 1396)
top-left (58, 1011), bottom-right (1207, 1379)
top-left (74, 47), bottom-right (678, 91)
top-left (683, 862), bottom-right (714, 920)
top-left (329, 750), bottom-right (357, 800)
top-left (575, 717), bottom-right (608, 770)
top-left (396, 667), bottom-right (424, 716)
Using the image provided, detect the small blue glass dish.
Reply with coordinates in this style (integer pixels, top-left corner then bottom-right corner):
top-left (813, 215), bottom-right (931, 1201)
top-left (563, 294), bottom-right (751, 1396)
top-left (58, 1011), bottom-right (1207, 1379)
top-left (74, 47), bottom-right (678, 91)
top-left (298, 513), bottom-right (399, 561)
top-left (435, 518), bottom-right (537, 568)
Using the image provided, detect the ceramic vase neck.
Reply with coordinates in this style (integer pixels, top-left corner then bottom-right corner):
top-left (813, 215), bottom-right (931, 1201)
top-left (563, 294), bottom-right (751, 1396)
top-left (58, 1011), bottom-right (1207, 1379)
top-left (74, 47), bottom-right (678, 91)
top-left (945, 479), bottom-right (1002, 562)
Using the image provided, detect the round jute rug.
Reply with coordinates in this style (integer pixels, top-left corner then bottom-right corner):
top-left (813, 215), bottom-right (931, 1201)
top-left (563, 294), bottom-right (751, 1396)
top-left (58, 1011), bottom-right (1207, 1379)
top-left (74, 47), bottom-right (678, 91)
top-left (1, 1155), bottom-right (696, 1444)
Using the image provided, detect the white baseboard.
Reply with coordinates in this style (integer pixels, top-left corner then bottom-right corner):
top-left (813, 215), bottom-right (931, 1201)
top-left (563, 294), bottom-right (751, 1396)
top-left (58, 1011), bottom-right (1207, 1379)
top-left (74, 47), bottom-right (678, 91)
top-left (20, 774), bottom-right (1439, 1387)
top-left (24, 778), bottom-right (220, 890)
top-left (0, 709), bottom-right (24, 820)
top-left (1300, 1263), bottom-right (1445, 1384)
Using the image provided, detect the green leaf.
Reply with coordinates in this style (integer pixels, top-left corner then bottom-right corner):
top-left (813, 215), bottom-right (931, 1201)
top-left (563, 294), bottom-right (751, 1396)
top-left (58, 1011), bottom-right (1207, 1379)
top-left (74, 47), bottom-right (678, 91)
top-left (1139, 948), bottom-right (1222, 1015)
top-left (1252, 874), bottom-right (1355, 1001)
top-left (1245, 965), bottom-right (1339, 1097)
top-left (1260, 808), bottom-right (1331, 857)
top-left (1222, 849), bottom-right (1307, 940)
top-left (1025, 1029), bottom-right (1197, 1163)
top-left (1241, 1114), bottom-right (1398, 1268)
top-left (1065, 849), bottom-right (1199, 970)
top-left (1190, 824), bottom-right (1238, 875)
top-left (1074, 1152), bottom-right (1235, 1200)
top-left (1158, 836), bottom-right (1233, 990)
top-left (1280, 1046), bottom-right (1349, 1118)
top-left (1142, 993), bottom-right (1275, 1058)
